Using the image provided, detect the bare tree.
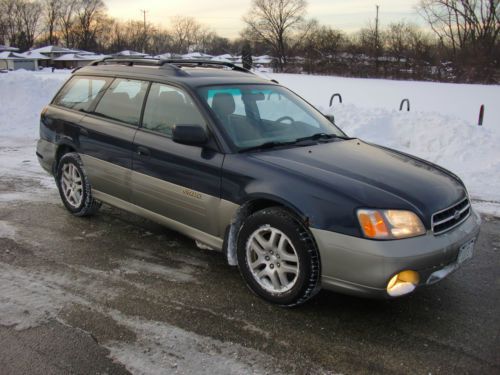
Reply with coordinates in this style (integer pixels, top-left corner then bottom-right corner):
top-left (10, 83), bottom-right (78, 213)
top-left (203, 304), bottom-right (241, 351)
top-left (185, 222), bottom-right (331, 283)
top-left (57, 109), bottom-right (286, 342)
top-left (42, 0), bottom-right (62, 45)
top-left (0, 0), bottom-right (21, 46)
top-left (169, 16), bottom-right (202, 54)
top-left (418, 0), bottom-right (499, 80)
top-left (74, 0), bottom-right (106, 51)
top-left (418, 0), bottom-right (499, 53)
top-left (58, 0), bottom-right (77, 47)
top-left (0, 0), bottom-right (42, 49)
top-left (243, 0), bottom-right (308, 71)
top-left (17, 0), bottom-right (42, 49)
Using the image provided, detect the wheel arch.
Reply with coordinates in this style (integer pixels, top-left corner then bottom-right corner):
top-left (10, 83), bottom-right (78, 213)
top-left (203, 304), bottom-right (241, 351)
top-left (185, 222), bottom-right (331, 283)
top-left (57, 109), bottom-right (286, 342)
top-left (53, 142), bottom-right (77, 174)
top-left (223, 195), bottom-right (312, 266)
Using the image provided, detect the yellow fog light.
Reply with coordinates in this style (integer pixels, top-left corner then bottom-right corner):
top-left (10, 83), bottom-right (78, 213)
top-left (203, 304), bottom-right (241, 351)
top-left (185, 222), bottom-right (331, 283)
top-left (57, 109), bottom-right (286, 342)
top-left (387, 270), bottom-right (420, 297)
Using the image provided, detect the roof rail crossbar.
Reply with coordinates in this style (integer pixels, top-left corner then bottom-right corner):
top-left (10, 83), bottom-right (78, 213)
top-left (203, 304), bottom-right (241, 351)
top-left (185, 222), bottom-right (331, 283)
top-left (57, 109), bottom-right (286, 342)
top-left (89, 57), bottom-right (162, 67)
top-left (88, 57), bottom-right (254, 74)
top-left (158, 59), bottom-right (253, 74)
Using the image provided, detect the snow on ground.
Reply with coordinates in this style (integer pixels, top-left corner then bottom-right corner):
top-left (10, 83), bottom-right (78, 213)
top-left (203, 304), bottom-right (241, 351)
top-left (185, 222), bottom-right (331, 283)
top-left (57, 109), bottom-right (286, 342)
top-left (0, 69), bottom-right (499, 215)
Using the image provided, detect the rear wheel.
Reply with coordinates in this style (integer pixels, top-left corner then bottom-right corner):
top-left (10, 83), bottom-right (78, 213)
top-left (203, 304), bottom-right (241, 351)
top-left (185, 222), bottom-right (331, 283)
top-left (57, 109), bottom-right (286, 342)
top-left (56, 152), bottom-right (101, 216)
top-left (237, 207), bottom-right (321, 307)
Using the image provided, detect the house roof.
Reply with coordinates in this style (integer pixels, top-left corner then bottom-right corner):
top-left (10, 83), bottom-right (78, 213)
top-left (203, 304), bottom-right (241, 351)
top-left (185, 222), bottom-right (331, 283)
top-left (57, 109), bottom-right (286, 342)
top-left (0, 45), bottom-right (19, 52)
top-left (0, 51), bottom-right (32, 60)
top-left (20, 51), bottom-right (50, 60)
top-left (53, 53), bottom-right (110, 61)
top-left (182, 52), bottom-right (213, 59)
top-left (114, 50), bottom-right (149, 57)
top-left (30, 46), bottom-right (80, 54)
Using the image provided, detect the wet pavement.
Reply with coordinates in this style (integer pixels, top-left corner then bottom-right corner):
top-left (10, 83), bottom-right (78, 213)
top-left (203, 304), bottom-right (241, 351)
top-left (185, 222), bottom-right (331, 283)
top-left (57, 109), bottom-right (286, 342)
top-left (0, 176), bottom-right (499, 374)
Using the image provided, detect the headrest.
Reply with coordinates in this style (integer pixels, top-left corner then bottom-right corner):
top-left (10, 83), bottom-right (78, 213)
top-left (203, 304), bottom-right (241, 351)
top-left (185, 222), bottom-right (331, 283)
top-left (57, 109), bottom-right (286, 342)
top-left (212, 92), bottom-right (235, 117)
top-left (159, 91), bottom-right (185, 106)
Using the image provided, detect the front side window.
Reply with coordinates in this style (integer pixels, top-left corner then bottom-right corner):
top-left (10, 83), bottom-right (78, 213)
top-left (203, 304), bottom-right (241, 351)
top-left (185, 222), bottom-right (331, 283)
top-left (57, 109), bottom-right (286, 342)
top-left (94, 78), bottom-right (149, 126)
top-left (55, 76), bottom-right (109, 112)
top-left (197, 84), bottom-right (345, 149)
top-left (142, 83), bottom-right (205, 136)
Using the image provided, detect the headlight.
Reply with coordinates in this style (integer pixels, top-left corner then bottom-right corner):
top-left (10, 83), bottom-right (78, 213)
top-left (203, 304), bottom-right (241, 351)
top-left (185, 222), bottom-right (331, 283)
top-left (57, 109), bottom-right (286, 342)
top-left (357, 209), bottom-right (426, 239)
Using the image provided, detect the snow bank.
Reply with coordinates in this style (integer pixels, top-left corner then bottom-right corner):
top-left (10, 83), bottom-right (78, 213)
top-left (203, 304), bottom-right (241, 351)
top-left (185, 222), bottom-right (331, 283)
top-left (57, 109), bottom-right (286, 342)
top-left (0, 69), bottom-right (499, 215)
top-left (268, 73), bottom-right (500, 127)
top-left (0, 70), bottom-right (68, 198)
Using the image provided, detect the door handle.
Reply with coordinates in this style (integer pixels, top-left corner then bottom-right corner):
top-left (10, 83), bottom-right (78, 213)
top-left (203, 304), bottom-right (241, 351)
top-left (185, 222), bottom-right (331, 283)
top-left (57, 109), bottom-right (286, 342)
top-left (80, 128), bottom-right (89, 136)
top-left (136, 146), bottom-right (151, 157)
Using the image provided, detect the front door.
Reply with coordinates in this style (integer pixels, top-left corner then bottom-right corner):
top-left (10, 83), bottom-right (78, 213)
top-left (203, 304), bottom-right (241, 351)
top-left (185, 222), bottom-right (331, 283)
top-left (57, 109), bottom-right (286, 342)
top-left (131, 83), bottom-right (224, 236)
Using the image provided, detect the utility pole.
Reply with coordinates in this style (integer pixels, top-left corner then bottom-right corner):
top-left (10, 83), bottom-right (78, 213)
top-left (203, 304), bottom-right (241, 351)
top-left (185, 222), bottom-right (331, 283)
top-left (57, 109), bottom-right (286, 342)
top-left (140, 9), bottom-right (148, 54)
top-left (375, 5), bottom-right (380, 73)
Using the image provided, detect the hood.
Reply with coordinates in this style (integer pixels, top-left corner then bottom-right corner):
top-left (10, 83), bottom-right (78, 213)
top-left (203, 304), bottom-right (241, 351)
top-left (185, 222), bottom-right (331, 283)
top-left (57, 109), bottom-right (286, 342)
top-left (250, 139), bottom-right (466, 222)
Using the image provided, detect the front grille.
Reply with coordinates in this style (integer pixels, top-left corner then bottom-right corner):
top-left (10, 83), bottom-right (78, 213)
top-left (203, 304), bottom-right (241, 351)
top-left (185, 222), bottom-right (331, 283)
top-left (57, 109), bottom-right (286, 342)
top-left (432, 197), bottom-right (471, 235)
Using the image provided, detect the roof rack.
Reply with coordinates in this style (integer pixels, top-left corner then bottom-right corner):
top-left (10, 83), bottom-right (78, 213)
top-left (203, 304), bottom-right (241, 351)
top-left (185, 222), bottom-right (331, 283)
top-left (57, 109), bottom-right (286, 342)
top-left (89, 57), bottom-right (254, 75)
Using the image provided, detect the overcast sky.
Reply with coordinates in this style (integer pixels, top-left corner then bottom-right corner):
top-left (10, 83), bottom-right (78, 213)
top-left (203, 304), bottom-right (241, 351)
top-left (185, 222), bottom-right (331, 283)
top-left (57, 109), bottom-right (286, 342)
top-left (104, 0), bottom-right (423, 38)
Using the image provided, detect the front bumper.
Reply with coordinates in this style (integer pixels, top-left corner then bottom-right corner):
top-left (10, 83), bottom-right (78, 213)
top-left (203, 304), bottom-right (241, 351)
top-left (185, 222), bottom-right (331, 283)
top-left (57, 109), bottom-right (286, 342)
top-left (311, 210), bottom-right (481, 298)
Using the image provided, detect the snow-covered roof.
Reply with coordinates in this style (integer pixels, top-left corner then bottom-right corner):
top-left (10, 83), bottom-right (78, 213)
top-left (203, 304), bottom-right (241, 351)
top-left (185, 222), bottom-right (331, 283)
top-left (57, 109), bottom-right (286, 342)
top-left (30, 46), bottom-right (79, 54)
top-left (20, 51), bottom-right (50, 60)
top-left (210, 55), bottom-right (232, 62)
top-left (0, 51), bottom-right (31, 60)
top-left (0, 45), bottom-right (19, 52)
top-left (114, 50), bottom-right (148, 57)
top-left (74, 50), bottom-right (96, 56)
top-left (53, 53), bottom-right (109, 61)
top-left (214, 54), bottom-right (234, 59)
top-left (253, 56), bottom-right (273, 64)
top-left (182, 52), bottom-right (213, 59)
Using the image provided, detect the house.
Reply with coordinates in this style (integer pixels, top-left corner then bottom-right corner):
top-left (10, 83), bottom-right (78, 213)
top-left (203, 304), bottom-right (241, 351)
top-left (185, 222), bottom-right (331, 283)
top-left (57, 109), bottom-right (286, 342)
top-left (181, 52), bottom-right (213, 60)
top-left (52, 53), bottom-right (110, 69)
top-left (29, 45), bottom-right (80, 60)
top-left (20, 50), bottom-right (51, 68)
top-left (0, 51), bottom-right (37, 71)
top-left (114, 50), bottom-right (149, 57)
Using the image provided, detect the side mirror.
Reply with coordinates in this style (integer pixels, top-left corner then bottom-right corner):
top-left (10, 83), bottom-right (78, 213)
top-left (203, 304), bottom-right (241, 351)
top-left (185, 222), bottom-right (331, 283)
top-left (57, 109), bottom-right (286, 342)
top-left (172, 124), bottom-right (208, 146)
top-left (325, 114), bottom-right (335, 124)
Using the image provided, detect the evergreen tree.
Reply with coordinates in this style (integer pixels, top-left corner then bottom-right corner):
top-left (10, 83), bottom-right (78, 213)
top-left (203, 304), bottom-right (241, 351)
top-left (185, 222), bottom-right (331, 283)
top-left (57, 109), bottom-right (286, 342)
top-left (241, 40), bottom-right (253, 70)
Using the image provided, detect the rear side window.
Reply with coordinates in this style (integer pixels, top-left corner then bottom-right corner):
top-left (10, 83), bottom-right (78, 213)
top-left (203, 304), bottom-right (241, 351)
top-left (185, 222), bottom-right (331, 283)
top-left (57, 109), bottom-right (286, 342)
top-left (142, 83), bottom-right (205, 136)
top-left (55, 76), bottom-right (109, 112)
top-left (94, 78), bottom-right (149, 126)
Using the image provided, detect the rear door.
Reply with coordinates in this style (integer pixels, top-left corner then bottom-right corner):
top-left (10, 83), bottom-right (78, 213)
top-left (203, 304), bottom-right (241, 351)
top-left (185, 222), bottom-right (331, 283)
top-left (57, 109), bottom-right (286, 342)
top-left (79, 78), bottom-right (149, 201)
top-left (131, 82), bottom-right (224, 236)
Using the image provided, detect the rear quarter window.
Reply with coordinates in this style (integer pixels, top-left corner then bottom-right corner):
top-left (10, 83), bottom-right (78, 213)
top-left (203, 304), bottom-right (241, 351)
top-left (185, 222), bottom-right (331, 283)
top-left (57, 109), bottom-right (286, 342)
top-left (54, 76), bottom-right (110, 112)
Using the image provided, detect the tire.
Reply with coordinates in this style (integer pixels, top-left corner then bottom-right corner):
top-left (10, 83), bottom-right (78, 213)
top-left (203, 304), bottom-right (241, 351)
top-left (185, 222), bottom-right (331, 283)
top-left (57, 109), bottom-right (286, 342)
top-left (55, 152), bottom-right (101, 217)
top-left (237, 207), bottom-right (321, 307)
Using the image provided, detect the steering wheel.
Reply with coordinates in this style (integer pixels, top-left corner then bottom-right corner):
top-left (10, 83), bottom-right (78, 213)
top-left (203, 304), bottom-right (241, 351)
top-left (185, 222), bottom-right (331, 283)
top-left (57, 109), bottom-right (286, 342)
top-left (275, 116), bottom-right (294, 124)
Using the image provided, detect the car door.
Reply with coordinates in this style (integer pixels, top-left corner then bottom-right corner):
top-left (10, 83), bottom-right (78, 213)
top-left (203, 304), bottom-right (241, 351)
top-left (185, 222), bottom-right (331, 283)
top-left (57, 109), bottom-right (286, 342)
top-left (131, 82), bottom-right (225, 237)
top-left (78, 77), bottom-right (149, 202)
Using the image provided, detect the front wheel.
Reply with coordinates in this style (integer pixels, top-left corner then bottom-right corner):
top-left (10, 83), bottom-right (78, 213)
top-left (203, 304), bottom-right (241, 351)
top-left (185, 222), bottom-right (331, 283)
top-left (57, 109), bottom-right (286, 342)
top-left (56, 152), bottom-right (101, 216)
top-left (237, 207), bottom-right (321, 307)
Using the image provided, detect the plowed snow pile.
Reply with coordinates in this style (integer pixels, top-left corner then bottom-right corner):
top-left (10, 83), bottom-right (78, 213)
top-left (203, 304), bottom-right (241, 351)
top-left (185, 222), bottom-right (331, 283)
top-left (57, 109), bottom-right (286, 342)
top-left (1, 69), bottom-right (499, 215)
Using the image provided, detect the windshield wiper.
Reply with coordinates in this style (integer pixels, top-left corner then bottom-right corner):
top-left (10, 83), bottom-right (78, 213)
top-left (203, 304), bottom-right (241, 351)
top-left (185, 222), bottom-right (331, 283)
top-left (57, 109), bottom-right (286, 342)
top-left (295, 133), bottom-right (351, 142)
top-left (238, 133), bottom-right (353, 153)
top-left (238, 140), bottom-right (297, 153)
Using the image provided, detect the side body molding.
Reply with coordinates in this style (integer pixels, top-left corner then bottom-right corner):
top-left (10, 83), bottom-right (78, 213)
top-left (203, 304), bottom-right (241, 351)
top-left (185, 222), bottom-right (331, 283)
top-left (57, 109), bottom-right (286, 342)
top-left (80, 153), bottom-right (239, 248)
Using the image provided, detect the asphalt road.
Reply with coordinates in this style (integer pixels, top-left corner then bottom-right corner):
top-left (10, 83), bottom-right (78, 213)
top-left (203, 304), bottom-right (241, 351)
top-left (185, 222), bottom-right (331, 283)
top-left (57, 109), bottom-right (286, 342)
top-left (0, 175), bottom-right (499, 375)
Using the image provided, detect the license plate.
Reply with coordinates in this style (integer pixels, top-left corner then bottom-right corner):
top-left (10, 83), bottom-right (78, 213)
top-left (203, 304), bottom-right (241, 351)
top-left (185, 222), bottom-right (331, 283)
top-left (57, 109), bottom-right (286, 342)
top-left (457, 238), bottom-right (475, 264)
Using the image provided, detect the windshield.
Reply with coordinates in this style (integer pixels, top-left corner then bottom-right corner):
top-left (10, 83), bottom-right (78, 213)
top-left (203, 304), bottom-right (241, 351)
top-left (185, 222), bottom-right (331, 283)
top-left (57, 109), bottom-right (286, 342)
top-left (196, 84), bottom-right (346, 150)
